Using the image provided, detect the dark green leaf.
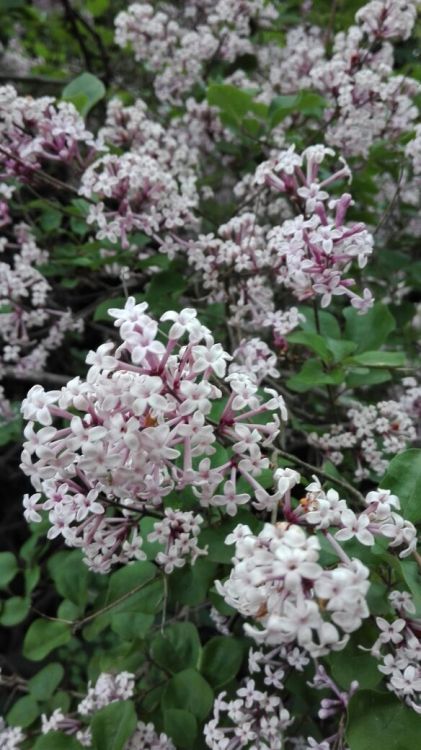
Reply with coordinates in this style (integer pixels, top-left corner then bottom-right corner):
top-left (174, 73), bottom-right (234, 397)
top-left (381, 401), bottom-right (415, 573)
top-left (0, 596), bottom-right (30, 626)
top-left (0, 551), bottom-right (18, 588)
top-left (7, 695), bottom-right (40, 728)
top-left (33, 732), bottom-right (85, 749)
top-left (163, 709), bottom-right (198, 749)
top-left (381, 449), bottom-right (421, 522)
top-left (91, 701), bottom-right (137, 750)
top-left (200, 636), bottom-right (244, 688)
top-left (344, 304), bottom-right (395, 352)
top-left (151, 622), bottom-right (201, 674)
top-left (162, 669), bottom-right (214, 721)
top-left (346, 690), bottom-right (421, 750)
top-left (23, 619), bottom-right (71, 661)
top-left (28, 663), bottom-right (64, 701)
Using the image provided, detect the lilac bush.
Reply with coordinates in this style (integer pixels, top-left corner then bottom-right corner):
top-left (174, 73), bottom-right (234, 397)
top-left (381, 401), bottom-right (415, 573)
top-left (0, 2), bottom-right (420, 749)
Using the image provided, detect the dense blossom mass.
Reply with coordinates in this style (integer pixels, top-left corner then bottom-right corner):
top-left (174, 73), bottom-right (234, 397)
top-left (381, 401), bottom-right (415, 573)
top-left (0, 0), bottom-right (420, 749)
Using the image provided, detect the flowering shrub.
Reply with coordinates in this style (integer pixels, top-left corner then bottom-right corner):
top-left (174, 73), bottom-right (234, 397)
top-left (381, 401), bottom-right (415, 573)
top-left (0, 2), bottom-right (420, 750)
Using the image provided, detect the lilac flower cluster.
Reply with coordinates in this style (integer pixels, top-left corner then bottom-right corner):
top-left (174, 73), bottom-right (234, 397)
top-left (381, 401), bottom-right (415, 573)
top-left (40, 671), bottom-right (175, 749)
top-left (371, 591), bottom-right (421, 713)
top-left (216, 522), bottom-right (370, 658)
top-left (204, 678), bottom-right (292, 750)
top-left (309, 378), bottom-right (421, 478)
top-left (20, 297), bottom-right (286, 572)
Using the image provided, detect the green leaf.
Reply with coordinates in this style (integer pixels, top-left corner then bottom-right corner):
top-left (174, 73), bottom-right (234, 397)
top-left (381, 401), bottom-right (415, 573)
top-left (350, 351), bottom-right (405, 368)
top-left (169, 559), bottom-right (218, 606)
top-left (200, 636), bottom-right (244, 688)
top-left (0, 551), bottom-right (18, 588)
top-left (344, 303), bottom-right (395, 352)
top-left (346, 690), bottom-right (421, 750)
top-left (40, 208), bottom-right (62, 233)
top-left (110, 612), bottom-right (154, 640)
top-left (47, 550), bottom-right (90, 607)
top-left (398, 559), bottom-right (421, 614)
top-left (269, 90), bottom-right (326, 126)
top-left (164, 709), bottom-right (197, 749)
top-left (7, 695), bottom-right (40, 728)
top-left (151, 622), bottom-right (201, 674)
top-left (162, 669), bottom-right (214, 721)
top-left (327, 636), bottom-right (381, 691)
top-left (62, 73), bottom-right (105, 117)
top-left (288, 331), bottom-right (332, 363)
top-left (33, 733), bottom-right (85, 749)
top-left (207, 84), bottom-right (266, 123)
top-left (298, 306), bottom-right (341, 339)
top-left (106, 561), bottom-right (161, 614)
top-left (91, 700), bottom-right (137, 750)
top-left (84, 560), bottom-right (162, 640)
top-left (23, 619), bottom-right (71, 661)
top-left (28, 663), bottom-right (64, 701)
top-left (0, 596), bottom-right (30, 626)
top-left (381, 449), bottom-right (421, 522)
top-left (346, 368), bottom-right (392, 388)
top-left (287, 359), bottom-right (344, 392)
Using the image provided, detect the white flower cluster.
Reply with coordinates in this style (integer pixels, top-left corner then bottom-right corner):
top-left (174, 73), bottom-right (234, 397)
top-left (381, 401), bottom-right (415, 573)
top-left (309, 381), bottom-right (419, 478)
top-left (356, 0), bottom-right (418, 40)
top-left (127, 722), bottom-right (175, 750)
top-left (0, 84), bottom-right (101, 176)
top-left (303, 480), bottom-right (417, 558)
top-left (216, 522), bottom-right (370, 657)
top-left (40, 672), bottom-right (175, 748)
top-left (148, 508), bottom-right (206, 573)
top-left (204, 679), bottom-right (291, 750)
top-left (0, 720), bottom-right (25, 750)
top-left (184, 145), bottom-right (374, 348)
top-left (0, 223), bottom-right (82, 377)
top-left (81, 152), bottom-right (197, 247)
top-left (115, 1), bottom-right (278, 103)
top-left (21, 297), bottom-right (286, 572)
top-left (371, 591), bottom-right (421, 713)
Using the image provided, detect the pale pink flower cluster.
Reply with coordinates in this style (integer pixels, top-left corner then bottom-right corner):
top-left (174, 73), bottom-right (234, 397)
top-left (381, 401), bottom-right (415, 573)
top-left (356, 0), bottom-right (418, 40)
top-left (0, 720), bottom-right (25, 750)
top-left (181, 145), bottom-right (373, 351)
top-left (406, 125), bottom-right (421, 174)
top-left (0, 84), bottom-right (101, 178)
top-left (302, 479), bottom-right (417, 558)
top-left (40, 672), bottom-right (175, 749)
top-left (216, 522), bottom-right (370, 657)
top-left (20, 297), bottom-right (287, 572)
top-left (127, 722), bottom-right (175, 750)
top-left (0, 223), bottom-right (82, 377)
top-left (309, 383), bottom-right (419, 478)
top-left (371, 591), bottom-right (421, 713)
top-left (115, 1), bottom-right (278, 103)
top-left (80, 152), bottom-right (197, 247)
top-left (147, 508), bottom-right (206, 573)
top-left (204, 679), bottom-right (291, 750)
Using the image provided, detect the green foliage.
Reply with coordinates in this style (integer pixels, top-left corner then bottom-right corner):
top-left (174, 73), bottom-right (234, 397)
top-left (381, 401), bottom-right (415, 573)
top-left (200, 636), bottom-right (244, 688)
top-left (343, 304), bottom-right (396, 353)
top-left (163, 709), bottom-right (198, 749)
top-left (381, 449), bottom-right (421, 522)
top-left (32, 734), bottom-right (84, 750)
top-left (0, 552), bottom-right (18, 588)
top-left (150, 622), bottom-right (201, 674)
top-left (162, 669), bottom-right (214, 721)
top-left (62, 73), bottom-right (105, 116)
top-left (346, 691), bottom-right (421, 750)
top-left (91, 701), bottom-right (137, 750)
top-left (23, 619), bottom-right (72, 661)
